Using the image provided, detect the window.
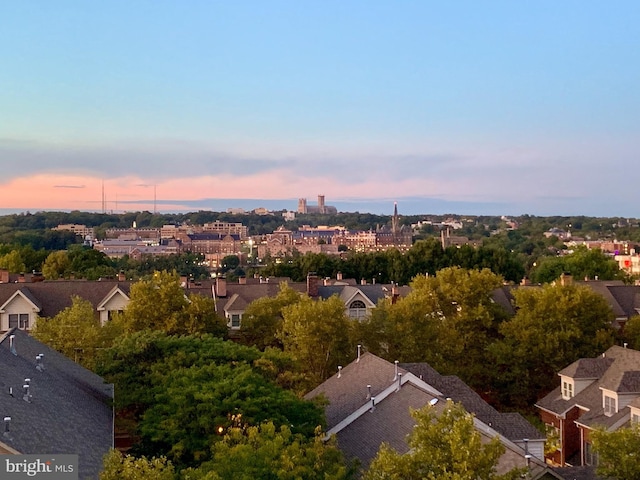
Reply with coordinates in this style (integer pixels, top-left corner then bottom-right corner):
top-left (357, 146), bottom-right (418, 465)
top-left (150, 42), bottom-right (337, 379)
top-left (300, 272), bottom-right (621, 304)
top-left (348, 300), bottom-right (367, 319)
top-left (604, 395), bottom-right (617, 416)
top-left (8, 314), bottom-right (29, 330)
top-left (632, 413), bottom-right (640, 424)
top-left (585, 441), bottom-right (598, 466)
top-left (230, 314), bottom-right (241, 329)
top-left (108, 310), bottom-right (124, 321)
top-left (562, 380), bottom-right (574, 399)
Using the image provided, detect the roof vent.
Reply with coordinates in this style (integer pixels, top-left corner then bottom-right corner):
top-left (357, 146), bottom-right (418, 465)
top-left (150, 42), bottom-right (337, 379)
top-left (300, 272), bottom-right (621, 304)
top-left (9, 335), bottom-right (16, 356)
top-left (357, 344), bottom-right (362, 362)
top-left (429, 398), bottom-right (439, 406)
top-left (394, 360), bottom-right (399, 380)
top-left (22, 384), bottom-right (31, 403)
top-left (337, 366), bottom-right (342, 378)
top-left (3, 417), bottom-right (10, 438)
top-left (396, 372), bottom-right (402, 391)
top-left (369, 396), bottom-right (376, 412)
top-left (366, 384), bottom-right (372, 400)
top-left (36, 354), bottom-right (44, 372)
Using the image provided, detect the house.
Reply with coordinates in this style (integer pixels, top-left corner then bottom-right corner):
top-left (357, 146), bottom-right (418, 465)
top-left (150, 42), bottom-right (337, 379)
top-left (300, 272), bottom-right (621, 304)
top-left (536, 345), bottom-right (640, 467)
top-left (305, 351), bottom-right (556, 478)
top-left (0, 328), bottom-right (114, 478)
top-left (0, 280), bottom-right (132, 331)
top-left (213, 274), bottom-right (409, 331)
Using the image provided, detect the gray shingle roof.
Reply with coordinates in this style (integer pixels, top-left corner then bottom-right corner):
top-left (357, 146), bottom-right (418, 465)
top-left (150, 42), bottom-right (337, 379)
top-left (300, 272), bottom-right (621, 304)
top-left (0, 329), bottom-right (113, 479)
top-left (401, 363), bottom-right (544, 442)
top-left (537, 346), bottom-right (640, 427)
top-left (0, 281), bottom-right (132, 319)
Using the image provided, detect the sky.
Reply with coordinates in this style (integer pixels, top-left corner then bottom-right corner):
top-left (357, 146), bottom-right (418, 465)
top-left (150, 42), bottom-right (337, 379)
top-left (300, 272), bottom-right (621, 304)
top-left (1, 1), bottom-right (639, 217)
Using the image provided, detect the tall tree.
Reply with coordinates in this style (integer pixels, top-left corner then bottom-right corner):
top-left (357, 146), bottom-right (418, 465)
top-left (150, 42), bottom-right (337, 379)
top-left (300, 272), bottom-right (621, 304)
top-left (33, 296), bottom-right (122, 369)
top-left (42, 250), bottom-right (71, 279)
top-left (240, 283), bottom-right (303, 349)
top-left (100, 450), bottom-right (176, 480)
top-left (364, 401), bottom-right (523, 480)
top-left (490, 283), bottom-right (615, 408)
top-left (183, 422), bottom-right (355, 480)
top-left (591, 424), bottom-right (640, 480)
top-left (279, 295), bottom-right (354, 386)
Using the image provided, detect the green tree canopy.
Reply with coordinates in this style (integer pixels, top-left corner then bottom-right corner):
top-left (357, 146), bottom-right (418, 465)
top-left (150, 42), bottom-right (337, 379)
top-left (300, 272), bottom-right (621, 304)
top-left (531, 246), bottom-right (624, 284)
top-left (42, 250), bottom-right (71, 279)
top-left (33, 296), bottom-right (122, 370)
top-left (100, 450), bottom-right (176, 480)
top-left (240, 283), bottom-right (302, 349)
top-left (490, 283), bottom-right (615, 408)
top-left (97, 332), bottom-right (324, 467)
top-left (183, 422), bottom-right (354, 480)
top-left (591, 423), bottom-right (640, 480)
top-left (364, 401), bottom-right (522, 480)
top-left (279, 295), bottom-right (354, 386)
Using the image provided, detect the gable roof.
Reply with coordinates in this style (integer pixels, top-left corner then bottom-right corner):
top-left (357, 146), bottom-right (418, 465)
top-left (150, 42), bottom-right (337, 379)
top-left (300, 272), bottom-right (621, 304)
top-left (0, 328), bottom-right (113, 479)
top-left (537, 346), bottom-right (640, 428)
top-left (0, 288), bottom-right (42, 313)
top-left (307, 352), bottom-right (551, 477)
top-left (0, 281), bottom-right (132, 319)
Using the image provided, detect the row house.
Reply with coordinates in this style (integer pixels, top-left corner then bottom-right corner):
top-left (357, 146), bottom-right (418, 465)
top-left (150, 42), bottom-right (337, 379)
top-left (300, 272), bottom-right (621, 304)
top-left (536, 345), bottom-right (640, 467)
top-left (305, 352), bottom-right (557, 478)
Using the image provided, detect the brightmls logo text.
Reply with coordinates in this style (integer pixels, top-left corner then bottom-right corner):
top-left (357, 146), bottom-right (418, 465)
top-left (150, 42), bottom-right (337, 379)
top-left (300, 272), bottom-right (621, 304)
top-left (0, 455), bottom-right (78, 479)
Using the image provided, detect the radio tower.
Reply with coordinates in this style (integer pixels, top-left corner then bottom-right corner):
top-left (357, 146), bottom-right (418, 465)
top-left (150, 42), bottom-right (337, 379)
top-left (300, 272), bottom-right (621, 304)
top-left (101, 180), bottom-right (106, 213)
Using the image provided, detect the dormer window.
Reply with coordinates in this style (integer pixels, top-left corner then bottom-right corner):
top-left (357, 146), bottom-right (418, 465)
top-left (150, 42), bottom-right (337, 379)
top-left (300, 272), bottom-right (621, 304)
top-left (562, 380), bottom-right (574, 399)
top-left (604, 395), bottom-right (617, 416)
top-left (8, 314), bottom-right (29, 330)
top-left (348, 300), bottom-right (367, 319)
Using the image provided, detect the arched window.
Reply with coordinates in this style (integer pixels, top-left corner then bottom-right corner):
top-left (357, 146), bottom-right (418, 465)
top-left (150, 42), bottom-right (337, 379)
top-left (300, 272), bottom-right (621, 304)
top-left (349, 300), bottom-right (367, 319)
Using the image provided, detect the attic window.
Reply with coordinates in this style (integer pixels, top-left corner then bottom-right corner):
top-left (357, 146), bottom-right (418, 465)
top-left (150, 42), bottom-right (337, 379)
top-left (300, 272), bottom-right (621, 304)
top-left (562, 380), bottom-right (574, 400)
top-left (604, 395), bottom-right (617, 416)
top-left (348, 300), bottom-right (367, 319)
top-left (9, 314), bottom-right (29, 330)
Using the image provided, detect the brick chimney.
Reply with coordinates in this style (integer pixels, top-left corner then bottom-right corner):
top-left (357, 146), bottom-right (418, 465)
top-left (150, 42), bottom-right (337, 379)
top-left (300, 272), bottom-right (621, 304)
top-left (18, 273), bottom-right (25, 283)
top-left (216, 276), bottom-right (227, 297)
top-left (118, 271), bottom-right (126, 282)
top-left (391, 285), bottom-right (399, 304)
top-left (336, 272), bottom-right (343, 281)
top-left (238, 276), bottom-right (246, 285)
top-left (307, 273), bottom-right (319, 297)
top-left (560, 272), bottom-right (573, 286)
top-left (0, 269), bottom-right (8, 283)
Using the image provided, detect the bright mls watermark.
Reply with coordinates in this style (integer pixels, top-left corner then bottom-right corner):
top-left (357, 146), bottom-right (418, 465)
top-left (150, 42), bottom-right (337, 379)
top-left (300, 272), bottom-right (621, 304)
top-left (0, 455), bottom-right (77, 479)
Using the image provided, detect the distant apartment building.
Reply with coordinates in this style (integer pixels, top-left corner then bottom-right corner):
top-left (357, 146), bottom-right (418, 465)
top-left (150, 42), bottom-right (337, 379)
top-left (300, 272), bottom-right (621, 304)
top-left (52, 224), bottom-right (95, 239)
top-left (297, 195), bottom-right (338, 214)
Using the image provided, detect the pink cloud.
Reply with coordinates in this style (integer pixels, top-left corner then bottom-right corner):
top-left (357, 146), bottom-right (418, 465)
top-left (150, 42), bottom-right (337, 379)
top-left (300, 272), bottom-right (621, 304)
top-left (0, 172), bottom-right (460, 212)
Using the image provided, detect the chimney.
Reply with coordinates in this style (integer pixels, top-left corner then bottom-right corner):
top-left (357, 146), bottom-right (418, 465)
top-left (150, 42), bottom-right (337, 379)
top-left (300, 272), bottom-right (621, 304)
top-left (336, 272), bottom-right (343, 281)
top-left (307, 273), bottom-right (319, 297)
top-left (238, 276), bottom-right (246, 285)
top-left (361, 278), bottom-right (366, 285)
top-left (560, 272), bottom-right (573, 286)
top-left (118, 270), bottom-right (126, 282)
top-left (216, 276), bottom-right (227, 297)
top-left (18, 273), bottom-right (25, 283)
top-left (0, 269), bottom-right (8, 283)
top-left (392, 285), bottom-right (399, 304)
top-left (520, 277), bottom-right (531, 286)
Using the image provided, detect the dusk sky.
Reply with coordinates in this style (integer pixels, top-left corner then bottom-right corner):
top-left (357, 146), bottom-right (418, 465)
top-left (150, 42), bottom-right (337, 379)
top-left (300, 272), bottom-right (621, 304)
top-left (1, 2), bottom-right (638, 216)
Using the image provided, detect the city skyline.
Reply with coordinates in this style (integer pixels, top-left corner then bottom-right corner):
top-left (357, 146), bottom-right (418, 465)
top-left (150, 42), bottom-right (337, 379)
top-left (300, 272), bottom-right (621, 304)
top-left (1, 2), bottom-right (639, 216)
